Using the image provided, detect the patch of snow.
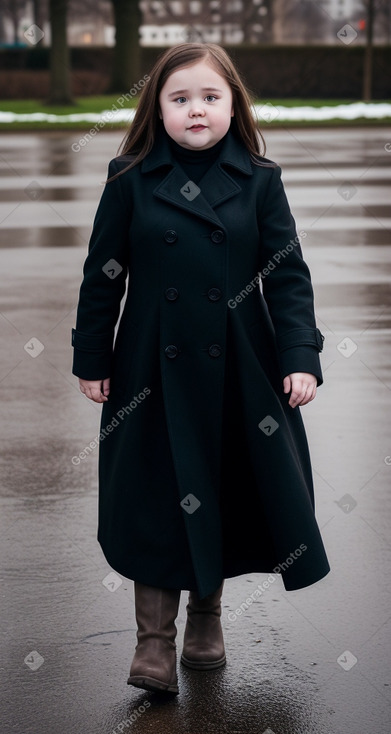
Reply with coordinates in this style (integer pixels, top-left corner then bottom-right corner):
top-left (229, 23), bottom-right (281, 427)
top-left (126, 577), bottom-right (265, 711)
top-left (0, 102), bottom-right (390, 124)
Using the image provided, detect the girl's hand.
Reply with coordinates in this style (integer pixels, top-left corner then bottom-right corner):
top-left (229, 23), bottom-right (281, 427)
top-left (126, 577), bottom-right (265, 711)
top-left (79, 378), bottom-right (110, 403)
top-left (283, 372), bottom-right (317, 408)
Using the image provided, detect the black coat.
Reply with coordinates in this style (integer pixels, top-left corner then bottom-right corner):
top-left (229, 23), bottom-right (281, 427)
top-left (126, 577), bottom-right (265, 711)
top-left (72, 123), bottom-right (330, 598)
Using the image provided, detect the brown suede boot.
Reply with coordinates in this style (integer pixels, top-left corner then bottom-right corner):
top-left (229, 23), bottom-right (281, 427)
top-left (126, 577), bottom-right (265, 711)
top-left (127, 582), bottom-right (181, 694)
top-left (180, 582), bottom-right (226, 670)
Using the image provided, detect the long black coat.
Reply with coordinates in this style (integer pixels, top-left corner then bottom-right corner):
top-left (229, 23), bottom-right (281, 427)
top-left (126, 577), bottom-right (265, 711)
top-left (72, 123), bottom-right (330, 599)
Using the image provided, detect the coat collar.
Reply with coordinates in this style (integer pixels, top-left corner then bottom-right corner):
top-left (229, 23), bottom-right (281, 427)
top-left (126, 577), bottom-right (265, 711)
top-left (140, 121), bottom-right (253, 228)
top-left (141, 120), bottom-right (253, 176)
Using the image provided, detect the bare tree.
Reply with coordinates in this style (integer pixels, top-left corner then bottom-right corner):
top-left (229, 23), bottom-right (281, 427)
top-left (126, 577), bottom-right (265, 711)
top-left (270, 0), bottom-right (330, 44)
top-left (363, 0), bottom-right (375, 100)
top-left (47, 0), bottom-right (73, 104)
top-left (0, 0), bottom-right (28, 43)
top-left (109, 0), bottom-right (142, 93)
top-left (32, 0), bottom-right (48, 31)
top-left (68, 0), bottom-right (112, 34)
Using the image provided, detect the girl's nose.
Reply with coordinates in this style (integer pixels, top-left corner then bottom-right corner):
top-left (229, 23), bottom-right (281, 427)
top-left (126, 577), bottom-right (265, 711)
top-left (189, 105), bottom-right (205, 118)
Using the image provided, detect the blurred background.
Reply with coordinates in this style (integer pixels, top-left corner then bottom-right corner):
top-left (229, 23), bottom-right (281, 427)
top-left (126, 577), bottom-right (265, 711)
top-left (0, 0), bottom-right (390, 114)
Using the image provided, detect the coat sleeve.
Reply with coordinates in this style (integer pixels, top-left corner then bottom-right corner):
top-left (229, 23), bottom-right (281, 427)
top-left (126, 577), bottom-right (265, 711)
top-left (257, 164), bottom-right (325, 386)
top-left (71, 158), bottom-right (132, 380)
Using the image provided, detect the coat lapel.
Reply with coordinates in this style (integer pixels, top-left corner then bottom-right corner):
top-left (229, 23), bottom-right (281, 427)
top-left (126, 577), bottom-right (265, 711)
top-left (141, 121), bottom-right (253, 228)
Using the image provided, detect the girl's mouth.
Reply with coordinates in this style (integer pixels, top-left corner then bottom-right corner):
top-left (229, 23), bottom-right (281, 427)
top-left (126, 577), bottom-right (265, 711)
top-left (189, 125), bottom-right (207, 131)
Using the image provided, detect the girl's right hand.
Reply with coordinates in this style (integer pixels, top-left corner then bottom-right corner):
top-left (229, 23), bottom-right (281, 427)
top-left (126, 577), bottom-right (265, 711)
top-left (79, 378), bottom-right (110, 403)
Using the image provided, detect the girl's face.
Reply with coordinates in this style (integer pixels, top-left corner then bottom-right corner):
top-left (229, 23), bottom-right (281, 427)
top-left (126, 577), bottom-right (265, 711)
top-left (158, 59), bottom-right (234, 150)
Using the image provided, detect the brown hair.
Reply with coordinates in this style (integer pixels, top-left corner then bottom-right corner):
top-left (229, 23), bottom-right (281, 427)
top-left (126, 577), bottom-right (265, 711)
top-left (109, 42), bottom-right (272, 180)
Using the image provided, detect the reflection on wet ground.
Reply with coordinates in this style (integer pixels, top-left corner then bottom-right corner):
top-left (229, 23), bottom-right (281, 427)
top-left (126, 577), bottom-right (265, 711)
top-left (0, 128), bottom-right (390, 734)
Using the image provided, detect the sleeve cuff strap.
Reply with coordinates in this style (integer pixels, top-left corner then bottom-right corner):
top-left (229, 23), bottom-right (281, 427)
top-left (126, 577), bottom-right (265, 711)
top-left (277, 327), bottom-right (325, 353)
top-left (71, 327), bottom-right (113, 353)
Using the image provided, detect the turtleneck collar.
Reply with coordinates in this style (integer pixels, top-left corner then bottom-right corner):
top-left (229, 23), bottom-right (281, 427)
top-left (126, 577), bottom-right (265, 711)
top-left (167, 131), bottom-right (228, 162)
top-left (140, 120), bottom-right (254, 177)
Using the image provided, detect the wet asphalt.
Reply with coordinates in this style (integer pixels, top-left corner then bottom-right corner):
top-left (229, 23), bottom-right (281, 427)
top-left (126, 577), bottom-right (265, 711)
top-left (0, 127), bottom-right (390, 734)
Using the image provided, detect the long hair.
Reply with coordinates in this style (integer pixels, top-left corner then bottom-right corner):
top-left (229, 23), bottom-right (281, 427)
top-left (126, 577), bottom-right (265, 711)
top-left (109, 43), bottom-right (271, 180)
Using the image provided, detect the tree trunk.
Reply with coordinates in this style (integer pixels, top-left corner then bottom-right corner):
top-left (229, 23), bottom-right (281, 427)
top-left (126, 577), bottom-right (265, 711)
top-left (363, 0), bottom-right (375, 102)
top-left (109, 0), bottom-right (142, 94)
top-left (47, 0), bottom-right (73, 104)
top-left (0, 15), bottom-right (6, 44)
top-left (32, 0), bottom-right (46, 33)
top-left (271, 0), bottom-right (286, 43)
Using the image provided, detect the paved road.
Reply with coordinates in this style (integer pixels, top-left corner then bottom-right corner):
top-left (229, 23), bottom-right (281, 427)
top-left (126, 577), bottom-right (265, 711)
top-left (0, 127), bottom-right (390, 734)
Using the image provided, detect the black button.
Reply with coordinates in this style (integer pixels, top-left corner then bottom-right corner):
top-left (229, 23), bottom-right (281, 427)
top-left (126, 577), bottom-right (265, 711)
top-left (210, 229), bottom-right (224, 243)
top-left (165, 345), bottom-right (178, 359)
top-left (164, 229), bottom-right (178, 243)
top-left (207, 287), bottom-right (222, 301)
top-left (208, 344), bottom-right (222, 358)
top-left (165, 287), bottom-right (179, 301)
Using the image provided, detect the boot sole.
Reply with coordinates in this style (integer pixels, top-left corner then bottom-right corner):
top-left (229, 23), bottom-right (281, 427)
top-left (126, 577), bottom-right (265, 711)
top-left (127, 674), bottom-right (179, 694)
top-left (180, 653), bottom-right (226, 670)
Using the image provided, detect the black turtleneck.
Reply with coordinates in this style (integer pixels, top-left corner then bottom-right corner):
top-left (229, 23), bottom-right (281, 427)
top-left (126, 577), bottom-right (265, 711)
top-left (167, 131), bottom-right (228, 184)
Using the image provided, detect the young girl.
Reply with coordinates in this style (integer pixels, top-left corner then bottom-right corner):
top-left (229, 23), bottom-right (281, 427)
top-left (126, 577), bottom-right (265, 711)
top-left (72, 42), bottom-right (330, 695)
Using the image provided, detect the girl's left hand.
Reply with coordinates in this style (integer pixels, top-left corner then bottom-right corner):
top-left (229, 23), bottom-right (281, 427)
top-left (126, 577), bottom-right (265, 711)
top-left (283, 372), bottom-right (317, 408)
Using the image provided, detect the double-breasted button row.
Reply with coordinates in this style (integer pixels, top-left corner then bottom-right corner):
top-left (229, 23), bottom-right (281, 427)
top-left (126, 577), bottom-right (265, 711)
top-left (164, 343), bottom-right (222, 359)
top-left (165, 287), bottom-right (222, 302)
top-left (163, 229), bottom-right (224, 244)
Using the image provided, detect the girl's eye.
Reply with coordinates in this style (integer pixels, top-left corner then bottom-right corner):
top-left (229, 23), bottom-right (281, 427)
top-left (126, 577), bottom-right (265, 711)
top-left (174, 95), bottom-right (218, 103)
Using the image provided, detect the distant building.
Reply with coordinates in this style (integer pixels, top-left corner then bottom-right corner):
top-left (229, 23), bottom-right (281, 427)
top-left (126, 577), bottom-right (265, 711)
top-left (139, 0), bottom-right (248, 46)
top-left (138, 0), bottom-right (389, 46)
top-left (325, 0), bottom-right (362, 20)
